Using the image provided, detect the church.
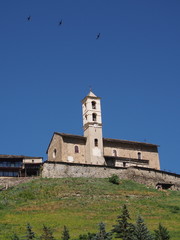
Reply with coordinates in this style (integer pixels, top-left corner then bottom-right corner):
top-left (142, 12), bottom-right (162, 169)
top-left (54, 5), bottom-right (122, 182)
top-left (47, 91), bottom-right (160, 170)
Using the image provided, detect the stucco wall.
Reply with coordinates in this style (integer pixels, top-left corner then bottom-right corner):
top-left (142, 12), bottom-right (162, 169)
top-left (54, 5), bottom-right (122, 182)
top-left (48, 134), bottom-right (63, 162)
top-left (42, 162), bottom-right (180, 190)
top-left (115, 159), bottom-right (148, 168)
top-left (48, 134), bottom-right (86, 164)
top-left (23, 158), bottom-right (42, 164)
top-left (62, 138), bottom-right (86, 164)
top-left (103, 141), bottom-right (160, 170)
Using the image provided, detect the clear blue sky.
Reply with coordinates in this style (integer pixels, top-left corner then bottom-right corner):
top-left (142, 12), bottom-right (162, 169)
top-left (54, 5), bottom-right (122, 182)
top-left (0, 0), bottom-right (179, 173)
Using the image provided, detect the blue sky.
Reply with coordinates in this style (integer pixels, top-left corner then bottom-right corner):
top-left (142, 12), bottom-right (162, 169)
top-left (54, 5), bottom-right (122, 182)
top-left (0, 0), bottom-right (179, 173)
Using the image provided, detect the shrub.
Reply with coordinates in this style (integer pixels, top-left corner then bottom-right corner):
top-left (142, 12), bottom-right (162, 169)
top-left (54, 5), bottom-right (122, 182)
top-left (108, 175), bottom-right (120, 185)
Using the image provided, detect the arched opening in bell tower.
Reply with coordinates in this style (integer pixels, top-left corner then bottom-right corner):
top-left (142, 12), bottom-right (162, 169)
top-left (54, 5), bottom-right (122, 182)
top-left (92, 113), bottom-right (97, 121)
top-left (94, 139), bottom-right (98, 147)
top-left (92, 101), bottom-right (96, 109)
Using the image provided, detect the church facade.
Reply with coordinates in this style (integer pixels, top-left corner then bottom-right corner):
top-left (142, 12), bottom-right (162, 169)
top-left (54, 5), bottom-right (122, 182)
top-left (47, 91), bottom-right (160, 170)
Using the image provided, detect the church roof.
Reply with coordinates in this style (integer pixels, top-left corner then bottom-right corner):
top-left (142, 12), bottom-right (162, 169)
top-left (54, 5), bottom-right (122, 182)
top-left (87, 91), bottom-right (97, 97)
top-left (57, 133), bottom-right (158, 147)
top-left (55, 132), bottom-right (86, 141)
top-left (0, 154), bottom-right (42, 159)
top-left (103, 138), bottom-right (159, 147)
top-left (81, 90), bottom-right (101, 103)
top-left (46, 132), bottom-right (158, 154)
top-left (46, 132), bottom-right (86, 153)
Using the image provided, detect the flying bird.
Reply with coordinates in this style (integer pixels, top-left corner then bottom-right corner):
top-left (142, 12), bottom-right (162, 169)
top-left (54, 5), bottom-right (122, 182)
top-left (27, 15), bottom-right (31, 21)
top-left (96, 33), bottom-right (100, 39)
top-left (59, 19), bottom-right (63, 26)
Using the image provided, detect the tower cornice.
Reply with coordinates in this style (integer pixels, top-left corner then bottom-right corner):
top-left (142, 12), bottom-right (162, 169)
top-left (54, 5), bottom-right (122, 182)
top-left (83, 122), bottom-right (103, 131)
top-left (81, 95), bottom-right (101, 104)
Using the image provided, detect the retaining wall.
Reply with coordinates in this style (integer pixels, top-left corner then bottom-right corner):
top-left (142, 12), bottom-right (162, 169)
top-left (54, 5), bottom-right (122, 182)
top-left (42, 162), bottom-right (180, 190)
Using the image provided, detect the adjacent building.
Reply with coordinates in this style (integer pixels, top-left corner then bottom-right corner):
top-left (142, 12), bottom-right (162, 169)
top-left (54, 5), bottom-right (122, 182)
top-left (0, 155), bottom-right (43, 177)
top-left (47, 91), bottom-right (160, 169)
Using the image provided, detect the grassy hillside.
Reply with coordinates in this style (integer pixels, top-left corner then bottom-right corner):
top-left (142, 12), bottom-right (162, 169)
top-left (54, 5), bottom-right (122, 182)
top-left (0, 178), bottom-right (179, 239)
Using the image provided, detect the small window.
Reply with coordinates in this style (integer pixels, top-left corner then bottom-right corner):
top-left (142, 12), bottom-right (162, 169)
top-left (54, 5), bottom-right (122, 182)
top-left (32, 159), bottom-right (34, 163)
top-left (123, 162), bottom-right (126, 167)
top-left (75, 145), bottom-right (79, 153)
top-left (85, 114), bottom-right (87, 120)
top-left (138, 152), bottom-right (141, 159)
top-left (92, 101), bottom-right (96, 109)
top-left (94, 139), bottom-right (98, 147)
top-left (92, 113), bottom-right (97, 121)
top-left (53, 149), bottom-right (57, 158)
top-left (113, 150), bottom-right (117, 157)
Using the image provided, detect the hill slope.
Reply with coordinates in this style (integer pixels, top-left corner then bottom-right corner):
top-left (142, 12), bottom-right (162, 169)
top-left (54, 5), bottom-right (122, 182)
top-left (0, 178), bottom-right (179, 239)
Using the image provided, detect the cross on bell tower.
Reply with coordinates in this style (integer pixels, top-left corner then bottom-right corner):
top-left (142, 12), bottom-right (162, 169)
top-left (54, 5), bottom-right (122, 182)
top-left (81, 91), bottom-right (105, 165)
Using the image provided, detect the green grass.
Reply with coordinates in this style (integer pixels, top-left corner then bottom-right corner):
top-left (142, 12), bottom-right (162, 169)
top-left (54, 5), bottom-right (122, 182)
top-left (0, 178), bottom-right (179, 239)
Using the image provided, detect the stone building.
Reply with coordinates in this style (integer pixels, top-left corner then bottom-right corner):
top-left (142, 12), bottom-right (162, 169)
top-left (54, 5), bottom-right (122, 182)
top-left (47, 91), bottom-right (160, 170)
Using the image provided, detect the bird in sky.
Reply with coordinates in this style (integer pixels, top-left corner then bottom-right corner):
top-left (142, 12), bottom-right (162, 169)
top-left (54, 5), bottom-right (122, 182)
top-left (59, 20), bottom-right (63, 26)
top-left (96, 33), bottom-right (100, 39)
top-left (27, 15), bottom-right (31, 21)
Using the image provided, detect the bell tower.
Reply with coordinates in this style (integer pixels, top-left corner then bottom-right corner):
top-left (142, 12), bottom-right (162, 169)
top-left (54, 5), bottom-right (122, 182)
top-left (82, 91), bottom-right (105, 165)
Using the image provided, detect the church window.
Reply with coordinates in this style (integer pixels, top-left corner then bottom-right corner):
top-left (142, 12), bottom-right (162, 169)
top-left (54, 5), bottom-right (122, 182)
top-left (138, 152), bottom-right (141, 159)
top-left (92, 113), bottom-right (97, 121)
top-left (75, 145), bottom-right (79, 153)
top-left (94, 139), bottom-right (98, 147)
top-left (92, 101), bottom-right (96, 109)
top-left (123, 162), bottom-right (126, 167)
top-left (113, 150), bottom-right (117, 157)
top-left (53, 149), bottom-right (57, 159)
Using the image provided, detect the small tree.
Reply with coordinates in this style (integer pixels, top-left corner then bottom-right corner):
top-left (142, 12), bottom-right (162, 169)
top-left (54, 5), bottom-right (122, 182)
top-left (40, 225), bottom-right (55, 240)
top-left (10, 233), bottom-right (20, 240)
top-left (112, 204), bottom-right (135, 240)
top-left (78, 232), bottom-right (96, 240)
top-left (133, 216), bottom-right (153, 240)
top-left (62, 225), bottom-right (70, 240)
top-left (154, 224), bottom-right (170, 240)
top-left (26, 223), bottom-right (36, 240)
top-left (94, 222), bottom-right (112, 240)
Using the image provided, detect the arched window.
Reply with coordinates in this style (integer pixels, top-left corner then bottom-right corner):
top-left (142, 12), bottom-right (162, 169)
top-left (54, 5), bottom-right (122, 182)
top-left (75, 145), bottom-right (79, 153)
top-left (92, 101), bottom-right (96, 109)
top-left (138, 152), bottom-right (141, 159)
top-left (94, 139), bottom-right (98, 147)
top-left (53, 149), bottom-right (57, 158)
top-left (113, 149), bottom-right (117, 157)
top-left (92, 113), bottom-right (97, 121)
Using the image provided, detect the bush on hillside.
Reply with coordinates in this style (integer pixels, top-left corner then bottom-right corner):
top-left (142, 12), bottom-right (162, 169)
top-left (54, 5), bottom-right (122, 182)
top-left (108, 174), bottom-right (120, 185)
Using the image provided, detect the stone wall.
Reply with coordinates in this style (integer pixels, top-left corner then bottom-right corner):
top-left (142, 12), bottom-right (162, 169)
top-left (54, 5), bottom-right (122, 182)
top-left (42, 162), bottom-right (180, 190)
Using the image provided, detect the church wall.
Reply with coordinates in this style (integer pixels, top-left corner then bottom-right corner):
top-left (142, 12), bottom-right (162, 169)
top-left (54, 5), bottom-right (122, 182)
top-left (47, 134), bottom-right (63, 162)
top-left (103, 142), bottom-right (160, 170)
top-left (62, 137), bottom-right (86, 164)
